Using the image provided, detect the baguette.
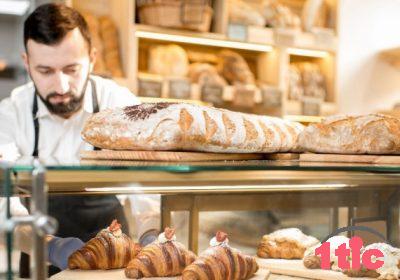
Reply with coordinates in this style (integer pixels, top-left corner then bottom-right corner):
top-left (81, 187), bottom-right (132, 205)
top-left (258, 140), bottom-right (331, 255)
top-left (82, 103), bottom-right (303, 153)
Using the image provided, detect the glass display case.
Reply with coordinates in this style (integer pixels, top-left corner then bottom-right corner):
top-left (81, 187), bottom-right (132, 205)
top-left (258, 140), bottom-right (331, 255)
top-left (3, 157), bottom-right (400, 279)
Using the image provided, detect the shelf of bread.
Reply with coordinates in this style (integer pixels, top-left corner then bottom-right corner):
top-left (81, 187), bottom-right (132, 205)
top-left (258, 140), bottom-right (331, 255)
top-left (138, 96), bottom-right (210, 107)
top-left (67, 0), bottom-right (134, 88)
top-left (285, 100), bottom-right (337, 117)
top-left (137, 72), bottom-right (283, 116)
top-left (135, 24), bottom-right (273, 53)
top-left (136, 23), bottom-right (336, 55)
top-left (227, 24), bottom-right (337, 54)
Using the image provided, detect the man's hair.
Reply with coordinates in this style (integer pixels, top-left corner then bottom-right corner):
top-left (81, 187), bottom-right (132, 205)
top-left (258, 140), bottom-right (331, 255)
top-left (24, 3), bottom-right (91, 51)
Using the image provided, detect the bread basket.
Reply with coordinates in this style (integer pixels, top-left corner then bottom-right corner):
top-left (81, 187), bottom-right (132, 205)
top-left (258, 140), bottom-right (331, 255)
top-left (137, 0), bottom-right (213, 32)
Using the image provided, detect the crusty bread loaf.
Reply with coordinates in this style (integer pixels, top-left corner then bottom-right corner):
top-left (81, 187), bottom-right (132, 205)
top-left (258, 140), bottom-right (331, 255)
top-left (299, 114), bottom-right (400, 154)
top-left (257, 228), bottom-right (319, 259)
top-left (82, 103), bottom-right (303, 153)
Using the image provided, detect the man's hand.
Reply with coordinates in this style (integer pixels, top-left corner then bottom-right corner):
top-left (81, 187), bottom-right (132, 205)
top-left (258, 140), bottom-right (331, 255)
top-left (48, 236), bottom-right (84, 270)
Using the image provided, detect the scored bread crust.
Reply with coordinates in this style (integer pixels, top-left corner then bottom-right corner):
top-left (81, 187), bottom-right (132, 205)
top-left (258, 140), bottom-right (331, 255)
top-left (299, 114), bottom-right (400, 154)
top-left (257, 228), bottom-right (319, 259)
top-left (82, 103), bottom-right (304, 153)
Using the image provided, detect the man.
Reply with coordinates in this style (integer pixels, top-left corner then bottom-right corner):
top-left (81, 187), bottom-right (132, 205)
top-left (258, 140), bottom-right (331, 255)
top-left (0, 3), bottom-right (143, 277)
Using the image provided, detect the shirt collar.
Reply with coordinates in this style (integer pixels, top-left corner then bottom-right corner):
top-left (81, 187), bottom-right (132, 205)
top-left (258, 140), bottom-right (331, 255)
top-left (35, 79), bottom-right (95, 119)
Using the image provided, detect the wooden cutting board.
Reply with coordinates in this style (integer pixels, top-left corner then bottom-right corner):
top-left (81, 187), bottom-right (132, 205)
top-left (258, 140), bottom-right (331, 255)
top-left (80, 150), bottom-right (264, 162)
top-left (50, 268), bottom-right (271, 280)
top-left (300, 153), bottom-right (400, 164)
top-left (256, 258), bottom-right (374, 280)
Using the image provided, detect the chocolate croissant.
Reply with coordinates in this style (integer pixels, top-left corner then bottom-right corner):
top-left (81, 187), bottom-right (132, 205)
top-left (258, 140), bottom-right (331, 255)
top-left (182, 231), bottom-right (259, 280)
top-left (68, 220), bottom-right (141, 270)
top-left (125, 228), bottom-right (196, 278)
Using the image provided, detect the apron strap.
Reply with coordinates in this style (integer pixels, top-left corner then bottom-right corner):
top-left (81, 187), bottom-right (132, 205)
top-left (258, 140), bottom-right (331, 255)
top-left (32, 94), bottom-right (39, 157)
top-left (90, 78), bottom-right (99, 114)
top-left (89, 78), bottom-right (101, 151)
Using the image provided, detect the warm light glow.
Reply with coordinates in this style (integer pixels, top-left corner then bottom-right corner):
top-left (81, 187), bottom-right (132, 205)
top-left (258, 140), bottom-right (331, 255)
top-left (135, 30), bottom-right (273, 52)
top-left (85, 183), bottom-right (350, 194)
top-left (287, 48), bottom-right (331, 58)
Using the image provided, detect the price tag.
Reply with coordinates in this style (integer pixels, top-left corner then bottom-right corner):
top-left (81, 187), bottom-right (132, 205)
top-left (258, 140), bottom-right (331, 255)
top-left (227, 24), bottom-right (247, 42)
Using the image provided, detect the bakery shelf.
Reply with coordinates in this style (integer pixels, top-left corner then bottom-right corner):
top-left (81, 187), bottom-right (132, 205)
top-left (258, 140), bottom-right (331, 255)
top-left (139, 96), bottom-right (210, 106)
top-left (135, 24), bottom-right (273, 53)
top-left (284, 100), bottom-right (337, 117)
top-left (227, 24), bottom-right (337, 54)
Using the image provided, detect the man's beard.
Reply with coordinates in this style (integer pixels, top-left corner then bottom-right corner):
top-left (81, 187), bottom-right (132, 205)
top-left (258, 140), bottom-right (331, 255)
top-left (35, 74), bottom-right (90, 117)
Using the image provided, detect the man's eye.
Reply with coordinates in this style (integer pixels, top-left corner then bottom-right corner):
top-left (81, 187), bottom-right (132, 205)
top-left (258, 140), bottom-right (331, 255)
top-left (39, 70), bottom-right (52, 75)
top-left (65, 68), bottom-right (79, 74)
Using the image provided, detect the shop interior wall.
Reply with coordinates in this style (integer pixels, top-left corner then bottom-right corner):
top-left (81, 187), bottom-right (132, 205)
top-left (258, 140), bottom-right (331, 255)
top-left (0, 16), bottom-right (27, 100)
top-left (338, 0), bottom-right (400, 114)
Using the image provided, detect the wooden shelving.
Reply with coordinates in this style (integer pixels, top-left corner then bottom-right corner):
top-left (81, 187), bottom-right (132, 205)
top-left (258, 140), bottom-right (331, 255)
top-left (67, 0), bottom-right (339, 118)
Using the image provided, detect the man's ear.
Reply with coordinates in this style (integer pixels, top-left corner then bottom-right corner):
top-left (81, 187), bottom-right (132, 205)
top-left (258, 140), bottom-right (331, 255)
top-left (21, 52), bottom-right (29, 73)
top-left (89, 47), bottom-right (97, 72)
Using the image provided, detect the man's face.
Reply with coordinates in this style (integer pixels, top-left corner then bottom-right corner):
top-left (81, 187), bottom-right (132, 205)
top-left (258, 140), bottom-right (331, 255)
top-left (22, 28), bottom-right (95, 118)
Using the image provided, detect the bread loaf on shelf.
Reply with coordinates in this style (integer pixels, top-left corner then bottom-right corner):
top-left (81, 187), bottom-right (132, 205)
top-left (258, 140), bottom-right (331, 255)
top-left (99, 16), bottom-right (124, 77)
top-left (80, 11), bottom-right (108, 77)
top-left (148, 44), bottom-right (189, 77)
top-left (257, 228), bottom-right (319, 259)
top-left (188, 63), bottom-right (227, 88)
top-left (299, 114), bottom-right (400, 154)
top-left (217, 50), bottom-right (256, 85)
top-left (82, 103), bottom-right (304, 153)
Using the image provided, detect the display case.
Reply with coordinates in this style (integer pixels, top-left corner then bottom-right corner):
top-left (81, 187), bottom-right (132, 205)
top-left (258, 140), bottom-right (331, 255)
top-left (3, 157), bottom-right (400, 279)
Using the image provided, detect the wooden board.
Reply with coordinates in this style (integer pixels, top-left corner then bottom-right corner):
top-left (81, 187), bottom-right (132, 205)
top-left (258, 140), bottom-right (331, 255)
top-left (80, 150), bottom-right (264, 162)
top-left (264, 153), bottom-right (300, 160)
top-left (256, 258), bottom-right (374, 280)
top-left (300, 153), bottom-right (400, 164)
top-left (51, 268), bottom-right (270, 280)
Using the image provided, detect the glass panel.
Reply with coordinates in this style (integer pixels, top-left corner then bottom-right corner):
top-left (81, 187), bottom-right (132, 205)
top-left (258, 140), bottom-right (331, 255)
top-left (9, 156), bottom-right (400, 173)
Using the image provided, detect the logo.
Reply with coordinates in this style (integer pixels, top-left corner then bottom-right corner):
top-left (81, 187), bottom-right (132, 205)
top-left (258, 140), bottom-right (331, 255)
top-left (316, 226), bottom-right (389, 270)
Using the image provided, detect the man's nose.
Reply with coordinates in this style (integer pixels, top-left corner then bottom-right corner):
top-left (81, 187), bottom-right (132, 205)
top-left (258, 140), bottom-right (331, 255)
top-left (54, 72), bottom-right (70, 94)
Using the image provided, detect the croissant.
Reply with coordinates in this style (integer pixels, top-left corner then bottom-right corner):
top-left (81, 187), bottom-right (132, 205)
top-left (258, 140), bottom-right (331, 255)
top-left (125, 228), bottom-right (196, 278)
top-left (68, 220), bottom-right (141, 270)
top-left (182, 231), bottom-right (258, 280)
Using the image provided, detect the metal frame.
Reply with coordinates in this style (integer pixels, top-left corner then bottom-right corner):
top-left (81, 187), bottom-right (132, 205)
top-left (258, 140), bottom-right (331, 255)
top-left (1, 162), bottom-right (56, 280)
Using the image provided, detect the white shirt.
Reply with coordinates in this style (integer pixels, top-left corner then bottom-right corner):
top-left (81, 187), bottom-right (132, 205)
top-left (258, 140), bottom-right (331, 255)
top-left (0, 75), bottom-right (140, 253)
top-left (0, 75), bottom-right (140, 160)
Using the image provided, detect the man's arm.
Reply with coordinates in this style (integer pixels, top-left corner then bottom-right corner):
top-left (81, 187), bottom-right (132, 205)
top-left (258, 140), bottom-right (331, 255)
top-left (0, 97), bottom-right (20, 160)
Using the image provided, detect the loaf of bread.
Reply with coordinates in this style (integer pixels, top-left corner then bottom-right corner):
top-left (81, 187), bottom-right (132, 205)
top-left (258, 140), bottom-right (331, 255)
top-left (188, 63), bottom-right (227, 88)
top-left (257, 228), bottom-right (319, 259)
top-left (262, 2), bottom-right (301, 29)
top-left (80, 11), bottom-right (108, 77)
top-left (299, 114), bottom-right (400, 154)
top-left (217, 50), bottom-right (255, 85)
top-left (229, 0), bottom-right (265, 27)
top-left (99, 16), bottom-right (124, 77)
top-left (82, 103), bottom-right (304, 153)
top-left (148, 45), bottom-right (189, 77)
